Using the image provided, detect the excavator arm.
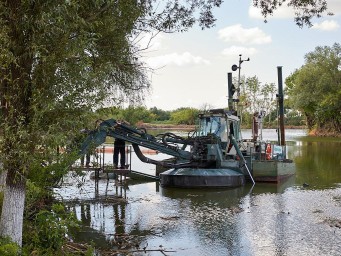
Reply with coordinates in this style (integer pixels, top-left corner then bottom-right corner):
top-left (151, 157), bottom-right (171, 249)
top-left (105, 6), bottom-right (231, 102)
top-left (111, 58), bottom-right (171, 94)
top-left (80, 119), bottom-right (211, 168)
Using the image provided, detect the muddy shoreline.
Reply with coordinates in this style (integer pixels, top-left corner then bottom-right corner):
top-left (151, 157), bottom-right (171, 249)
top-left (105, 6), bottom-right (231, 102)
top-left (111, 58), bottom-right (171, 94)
top-left (308, 128), bottom-right (341, 137)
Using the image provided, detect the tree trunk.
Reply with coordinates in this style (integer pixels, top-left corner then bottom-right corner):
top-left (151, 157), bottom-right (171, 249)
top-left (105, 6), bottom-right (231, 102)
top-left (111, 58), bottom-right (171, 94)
top-left (0, 163), bottom-right (6, 193)
top-left (305, 112), bottom-right (315, 130)
top-left (0, 178), bottom-right (26, 246)
top-left (0, 1), bottom-right (33, 246)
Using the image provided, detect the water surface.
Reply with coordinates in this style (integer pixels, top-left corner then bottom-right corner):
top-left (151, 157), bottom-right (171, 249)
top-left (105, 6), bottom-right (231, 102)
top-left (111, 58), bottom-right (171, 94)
top-left (54, 129), bottom-right (341, 255)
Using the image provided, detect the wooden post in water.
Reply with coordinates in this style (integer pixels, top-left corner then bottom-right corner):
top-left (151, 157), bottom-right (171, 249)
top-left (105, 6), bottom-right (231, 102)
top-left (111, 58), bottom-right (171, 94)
top-left (277, 66), bottom-right (285, 146)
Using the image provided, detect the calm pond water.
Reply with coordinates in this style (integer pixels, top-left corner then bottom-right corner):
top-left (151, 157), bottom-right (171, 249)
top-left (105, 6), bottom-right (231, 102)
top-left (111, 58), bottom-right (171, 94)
top-left (54, 129), bottom-right (341, 255)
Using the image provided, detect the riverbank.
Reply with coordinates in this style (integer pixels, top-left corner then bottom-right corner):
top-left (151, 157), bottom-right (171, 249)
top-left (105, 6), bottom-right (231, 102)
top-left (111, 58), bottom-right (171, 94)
top-left (308, 128), bottom-right (341, 137)
top-left (140, 122), bottom-right (306, 131)
top-left (138, 122), bottom-right (195, 130)
top-left (141, 123), bottom-right (340, 137)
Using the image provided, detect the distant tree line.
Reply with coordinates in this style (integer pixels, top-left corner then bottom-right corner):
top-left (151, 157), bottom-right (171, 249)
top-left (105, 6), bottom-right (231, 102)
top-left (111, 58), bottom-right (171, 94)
top-left (90, 104), bottom-right (304, 128)
top-left (91, 106), bottom-right (200, 126)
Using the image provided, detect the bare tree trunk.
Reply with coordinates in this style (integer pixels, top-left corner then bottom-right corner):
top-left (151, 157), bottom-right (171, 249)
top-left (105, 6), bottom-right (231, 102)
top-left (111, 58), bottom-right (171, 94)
top-left (0, 178), bottom-right (26, 246)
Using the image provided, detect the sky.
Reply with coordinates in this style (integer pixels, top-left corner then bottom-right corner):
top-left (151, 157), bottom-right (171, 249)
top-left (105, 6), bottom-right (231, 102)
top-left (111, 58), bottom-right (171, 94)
top-left (139, 0), bottom-right (341, 111)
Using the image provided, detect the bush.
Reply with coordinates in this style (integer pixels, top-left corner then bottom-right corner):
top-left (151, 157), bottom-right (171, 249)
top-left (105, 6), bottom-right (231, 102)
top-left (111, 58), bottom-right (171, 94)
top-left (0, 237), bottom-right (20, 256)
top-left (170, 108), bottom-right (199, 125)
top-left (23, 203), bottom-right (80, 255)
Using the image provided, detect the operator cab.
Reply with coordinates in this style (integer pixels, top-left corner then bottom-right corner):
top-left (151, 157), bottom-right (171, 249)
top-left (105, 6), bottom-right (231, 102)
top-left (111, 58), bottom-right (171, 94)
top-left (197, 109), bottom-right (241, 154)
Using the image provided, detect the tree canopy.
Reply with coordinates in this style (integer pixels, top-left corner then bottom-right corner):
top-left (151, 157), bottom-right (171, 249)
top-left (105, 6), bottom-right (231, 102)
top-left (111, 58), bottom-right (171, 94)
top-left (0, 0), bottom-right (228, 247)
top-left (286, 43), bottom-right (341, 133)
top-left (253, 0), bottom-right (330, 27)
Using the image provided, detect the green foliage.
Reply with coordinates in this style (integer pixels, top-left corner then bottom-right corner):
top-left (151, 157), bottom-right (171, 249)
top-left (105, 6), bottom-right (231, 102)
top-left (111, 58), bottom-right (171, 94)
top-left (93, 106), bottom-right (201, 125)
top-left (149, 107), bottom-right (171, 121)
top-left (286, 43), bottom-right (341, 131)
top-left (24, 181), bottom-right (51, 219)
top-left (237, 75), bottom-right (277, 127)
top-left (120, 106), bottom-right (155, 124)
top-left (92, 104), bottom-right (307, 129)
top-left (94, 106), bottom-right (156, 125)
top-left (170, 108), bottom-right (199, 125)
top-left (22, 183), bottom-right (84, 255)
top-left (0, 1), bottom-right (152, 185)
top-left (286, 110), bottom-right (305, 126)
top-left (93, 107), bottom-right (122, 122)
top-left (252, 0), bottom-right (329, 27)
top-left (23, 203), bottom-right (80, 255)
top-left (0, 237), bottom-right (20, 256)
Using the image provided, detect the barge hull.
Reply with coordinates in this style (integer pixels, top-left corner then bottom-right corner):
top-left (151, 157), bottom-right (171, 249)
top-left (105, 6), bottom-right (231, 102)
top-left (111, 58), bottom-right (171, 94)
top-left (160, 168), bottom-right (245, 188)
top-left (252, 160), bottom-right (295, 182)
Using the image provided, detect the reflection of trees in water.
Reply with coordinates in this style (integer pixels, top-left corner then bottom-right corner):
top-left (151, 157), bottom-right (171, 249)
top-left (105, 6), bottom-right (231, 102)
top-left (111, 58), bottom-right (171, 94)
top-left (113, 201), bottom-right (125, 235)
top-left (68, 182), bottom-right (154, 251)
top-left (80, 204), bottom-right (91, 227)
top-left (293, 140), bottom-right (341, 186)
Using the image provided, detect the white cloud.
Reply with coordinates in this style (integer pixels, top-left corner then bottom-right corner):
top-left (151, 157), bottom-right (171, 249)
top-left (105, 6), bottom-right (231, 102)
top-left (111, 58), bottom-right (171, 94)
top-left (312, 20), bottom-right (340, 31)
top-left (249, 0), bottom-right (341, 20)
top-left (218, 24), bottom-right (271, 45)
top-left (222, 46), bottom-right (258, 56)
top-left (146, 52), bottom-right (210, 69)
top-left (249, 3), bottom-right (294, 20)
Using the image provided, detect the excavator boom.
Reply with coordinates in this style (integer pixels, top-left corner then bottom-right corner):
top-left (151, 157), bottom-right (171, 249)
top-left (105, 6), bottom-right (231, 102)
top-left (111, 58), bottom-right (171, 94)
top-left (80, 114), bottom-right (232, 169)
top-left (80, 119), bottom-right (193, 162)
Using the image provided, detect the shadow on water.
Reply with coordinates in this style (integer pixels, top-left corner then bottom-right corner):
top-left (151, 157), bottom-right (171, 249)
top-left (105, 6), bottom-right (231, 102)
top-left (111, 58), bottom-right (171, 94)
top-left (250, 175), bottom-right (296, 194)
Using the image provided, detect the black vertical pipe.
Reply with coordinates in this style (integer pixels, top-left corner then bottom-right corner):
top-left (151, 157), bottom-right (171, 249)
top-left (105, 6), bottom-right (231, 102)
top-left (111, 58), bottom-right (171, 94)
top-left (227, 72), bottom-right (233, 110)
top-left (277, 66), bottom-right (285, 146)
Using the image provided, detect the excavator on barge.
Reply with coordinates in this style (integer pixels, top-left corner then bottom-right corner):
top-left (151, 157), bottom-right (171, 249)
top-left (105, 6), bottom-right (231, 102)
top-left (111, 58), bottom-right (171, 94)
top-left (79, 64), bottom-right (295, 187)
top-left (80, 108), bottom-right (251, 188)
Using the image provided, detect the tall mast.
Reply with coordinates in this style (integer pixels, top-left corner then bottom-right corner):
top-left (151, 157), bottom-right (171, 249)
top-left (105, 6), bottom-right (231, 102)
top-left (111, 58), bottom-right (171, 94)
top-left (231, 54), bottom-right (250, 118)
top-left (277, 66), bottom-right (285, 146)
top-left (227, 72), bottom-right (234, 111)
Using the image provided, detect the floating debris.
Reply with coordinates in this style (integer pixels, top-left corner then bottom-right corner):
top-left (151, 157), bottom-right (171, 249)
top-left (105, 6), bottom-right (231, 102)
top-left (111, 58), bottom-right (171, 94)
top-left (323, 218), bottom-right (341, 228)
top-left (160, 216), bottom-right (180, 221)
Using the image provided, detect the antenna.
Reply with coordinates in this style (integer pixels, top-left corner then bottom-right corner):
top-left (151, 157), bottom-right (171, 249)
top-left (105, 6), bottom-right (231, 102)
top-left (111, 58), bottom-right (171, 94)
top-left (231, 54), bottom-right (250, 119)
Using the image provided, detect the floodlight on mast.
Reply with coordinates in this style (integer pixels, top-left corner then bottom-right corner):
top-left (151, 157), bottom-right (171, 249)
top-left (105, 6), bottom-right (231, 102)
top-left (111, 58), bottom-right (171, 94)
top-left (231, 54), bottom-right (250, 98)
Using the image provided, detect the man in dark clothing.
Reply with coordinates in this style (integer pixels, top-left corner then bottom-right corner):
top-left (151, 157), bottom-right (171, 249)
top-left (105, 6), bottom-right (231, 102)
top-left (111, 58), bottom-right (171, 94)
top-left (114, 138), bottom-right (126, 169)
top-left (81, 153), bottom-right (91, 167)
